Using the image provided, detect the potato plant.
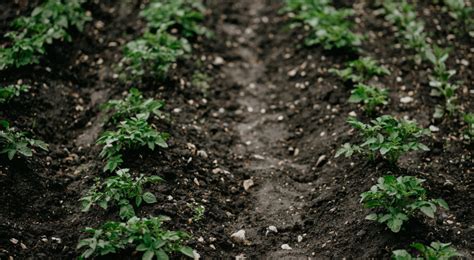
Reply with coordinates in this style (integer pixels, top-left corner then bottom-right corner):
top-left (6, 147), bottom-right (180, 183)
top-left (392, 241), bottom-right (461, 259)
top-left (80, 169), bottom-right (162, 219)
top-left (0, 84), bottom-right (30, 104)
top-left (348, 83), bottom-right (389, 115)
top-left (330, 57), bottom-right (390, 83)
top-left (361, 175), bottom-right (449, 233)
top-left (282, 0), bottom-right (362, 50)
top-left (77, 216), bottom-right (194, 259)
top-left (0, 0), bottom-right (91, 70)
top-left (97, 116), bottom-right (169, 172)
top-left (0, 120), bottom-right (48, 160)
top-left (336, 116), bottom-right (430, 163)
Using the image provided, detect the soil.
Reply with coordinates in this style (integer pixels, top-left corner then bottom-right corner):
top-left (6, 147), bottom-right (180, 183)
top-left (0, 0), bottom-right (473, 259)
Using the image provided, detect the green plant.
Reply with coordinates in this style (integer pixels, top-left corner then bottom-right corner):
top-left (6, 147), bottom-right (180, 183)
top-left (190, 203), bottom-right (205, 222)
top-left (442, 0), bottom-right (474, 37)
top-left (392, 241), bottom-right (461, 259)
top-left (283, 0), bottom-right (362, 50)
top-left (425, 47), bottom-right (459, 118)
top-left (191, 72), bottom-right (211, 94)
top-left (0, 120), bottom-right (48, 160)
top-left (348, 83), bottom-right (389, 115)
top-left (97, 115), bottom-right (169, 172)
top-left (330, 57), bottom-right (390, 83)
top-left (119, 31), bottom-right (190, 80)
top-left (77, 216), bottom-right (194, 259)
top-left (361, 175), bottom-right (448, 233)
top-left (463, 113), bottom-right (474, 141)
top-left (336, 116), bottom-right (430, 163)
top-left (103, 88), bottom-right (164, 122)
top-left (141, 0), bottom-right (209, 38)
top-left (0, 84), bottom-right (30, 103)
top-left (0, 0), bottom-right (91, 70)
top-left (80, 169), bottom-right (162, 219)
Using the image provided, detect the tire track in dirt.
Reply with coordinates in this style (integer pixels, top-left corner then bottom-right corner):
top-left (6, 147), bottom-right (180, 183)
top-left (219, 0), bottom-right (319, 257)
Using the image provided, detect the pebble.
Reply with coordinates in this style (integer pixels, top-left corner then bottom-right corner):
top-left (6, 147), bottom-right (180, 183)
top-left (297, 235), bottom-right (303, 243)
top-left (281, 244), bottom-right (292, 250)
top-left (193, 250), bottom-right (201, 259)
top-left (277, 115), bottom-right (284, 121)
top-left (197, 150), bottom-right (208, 158)
top-left (288, 68), bottom-right (298, 77)
top-left (193, 178), bottom-right (200, 186)
top-left (235, 254), bottom-right (246, 260)
top-left (316, 155), bottom-right (327, 167)
top-left (268, 226), bottom-right (278, 233)
top-left (400, 96), bottom-right (414, 103)
top-left (10, 238), bottom-right (18, 244)
top-left (213, 56), bottom-right (225, 65)
top-left (243, 179), bottom-right (254, 191)
top-left (230, 230), bottom-right (246, 243)
top-left (429, 125), bottom-right (440, 132)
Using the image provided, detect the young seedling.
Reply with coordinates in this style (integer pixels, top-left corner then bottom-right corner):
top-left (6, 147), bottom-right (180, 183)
top-left (80, 169), bottom-right (162, 219)
top-left (361, 175), bottom-right (449, 233)
top-left (329, 57), bottom-right (390, 83)
top-left (77, 216), bottom-right (194, 259)
top-left (336, 115), bottom-right (430, 163)
top-left (103, 88), bottom-right (164, 122)
top-left (0, 120), bottom-right (48, 160)
top-left (0, 84), bottom-right (30, 103)
top-left (0, 0), bottom-right (91, 70)
top-left (442, 0), bottom-right (474, 37)
top-left (119, 31), bottom-right (190, 80)
top-left (348, 83), bottom-right (389, 115)
top-left (392, 241), bottom-right (461, 259)
top-left (282, 0), bottom-right (362, 50)
top-left (97, 115), bottom-right (169, 172)
top-left (188, 203), bottom-right (205, 222)
top-left (463, 113), bottom-right (474, 141)
top-left (140, 0), bottom-right (210, 38)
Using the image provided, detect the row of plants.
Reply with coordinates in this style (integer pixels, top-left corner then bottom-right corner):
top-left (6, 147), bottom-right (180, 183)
top-left (76, 0), bottom-right (209, 259)
top-left (283, 0), bottom-right (466, 258)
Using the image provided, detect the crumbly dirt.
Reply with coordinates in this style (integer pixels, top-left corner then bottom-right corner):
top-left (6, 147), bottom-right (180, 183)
top-left (0, 0), bottom-right (472, 259)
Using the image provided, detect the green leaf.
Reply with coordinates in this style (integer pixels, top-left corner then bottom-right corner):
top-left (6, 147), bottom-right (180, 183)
top-left (179, 246), bottom-right (195, 258)
top-left (365, 213), bottom-right (378, 221)
top-left (142, 192), bottom-right (157, 204)
top-left (142, 250), bottom-right (155, 260)
top-left (420, 206), bottom-right (435, 218)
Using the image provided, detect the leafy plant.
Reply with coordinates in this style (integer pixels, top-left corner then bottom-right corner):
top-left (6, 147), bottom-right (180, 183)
top-left (190, 203), bottom-right (205, 222)
top-left (425, 47), bottom-right (459, 118)
top-left (97, 115), bottom-right (169, 172)
top-left (80, 169), bottom-right (162, 219)
top-left (463, 113), bottom-right (474, 141)
top-left (141, 0), bottom-right (210, 38)
top-left (119, 31), bottom-right (190, 80)
top-left (336, 116), bottom-right (430, 163)
top-left (442, 0), bottom-right (474, 37)
top-left (77, 216), bottom-right (194, 259)
top-left (0, 120), bottom-right (48, 160)
top-left (191, 72), bottom-right (211, 94)
top-left (330, 57), bottom-right (390, 83)
top-left (392, 241), bottom-right (461, 259)
top-left (0, 84), bottom-right (30, 103)
top-left (361, 175), bottom-right (448, 233)
top-left (348, 83), bottom-right (389, 115)
top-left (0, 0), bottom-right (91, 70)
top-left (103, 88), bottom-right (164, 122)
top-left (283, 0), bottom-right (362, 50)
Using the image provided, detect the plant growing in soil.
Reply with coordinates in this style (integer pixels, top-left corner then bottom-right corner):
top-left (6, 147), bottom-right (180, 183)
top-left (330, 57), bottom-right (390, 83)
top-left (0, 84), bottom-right (30, 103)
top-left (80, 169), bottom-right (162, 219)
top-left (97, 115), bottom-right (169, 172)
top-left (141, 0), bottom-right (210, 38)
top-left (103, 88), bottom-right (164, 122)
top-left (0, 120), bottom-right (48, 160)
top-left (441, 0), bottom-right (474, 37)
top-left (119, 31), bottom-right (190, 80)
top-left (336, 116), bottom-right (430, 163)
top-left (0, 0), bottom-right (91, 70)
top-left (463, 113), bottom-right (474, 141)
top-left (283, 0), bottom-right (362, 50)
top-left (392, 241), bottom-right (461, 259)
top-left (361, 175), bottom-right (449, 233)
top-left (348, 83), bottom-right (389, 115)
top-left (77, 216), bottom-right (194, 259)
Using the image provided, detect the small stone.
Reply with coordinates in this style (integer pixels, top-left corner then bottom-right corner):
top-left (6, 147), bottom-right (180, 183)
top-left (243, 179), bottom-right (254, 191)
top-left (167, 195), bottom-right (173, 201)
top-left (400, 96), bottom-right (414, 104)
top-left (281, 244), bottom-right (292, 250)
top-left (316, 155), bottom-right (327, 167)
top-left (20, 243), bottom-right (27, 249)
top-left (429, 125), bottom-right (440, 132)
top-left (277, 115), bottom-right (284, 121)
top-left (10, 238), bottom-right (18, 244)
top-left (288, 68), bottom-right (297, 77)
top-left (348, 111), bottom-right (357, 117)
top-left (198, 237), bottom-right (205, 243)
top-left (297, 235), bottom-right (303, 243)
top-left (268, 226), bottom-right (278, 233)
top-left (193, 250), bottom-right (201, 259)
top-left (51, 237), bottom-right (62, 243)
top-left (230, 230), bottom-right (246, 243)
top-left (213, 56), bottom-right (225, 65)
top-left (197, 150), bottom-right (208, 158)
top-left (193, 178), bottom-right (200, 186)
top-left (235, 254), bottom-right (246, 260)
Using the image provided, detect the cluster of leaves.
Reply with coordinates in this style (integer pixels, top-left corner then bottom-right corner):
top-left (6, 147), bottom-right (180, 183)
top-left (0, 120), bottom-right (48, 160)
top-left (382, 1), bottom-right (429, 61)
top-left (97, 115), bottom-right (169, 172)
top-left (336, 116), bottom-right (430, 163)
top-left (348, 83), bottom-right (389, 115)
top-left (361, 175), bottom-right (448, 233)
top-left (0, 0), bottom-right (91, 70)
top-left (77, 216), bottom-right (194, 259)
top-left (392, 241), bottom-right (461, 259)
top-left (463, 113), bottom-right (474, 141)
top-left (282, 0), bottom-right (362, 50)
top-left (0, 84), bottom-right (30, 103)
top-left (80, 169), bottom-right (162, 219)
top-left (442, 0), bottom-right (474, 37)
top-left (330, 57), bottom-right (390, 83)
top-left (141, 0), bottom-right (210, 38)
top-left (425, 47), bottom-right (459, 119)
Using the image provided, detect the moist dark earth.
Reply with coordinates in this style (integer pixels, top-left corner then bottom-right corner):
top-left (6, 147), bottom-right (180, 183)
top-left (0, 0), bottom-right (473, 259)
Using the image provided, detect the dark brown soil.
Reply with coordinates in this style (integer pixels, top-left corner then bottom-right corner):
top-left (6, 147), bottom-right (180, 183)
top-left (0, 0), bottom-right (472, 259)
